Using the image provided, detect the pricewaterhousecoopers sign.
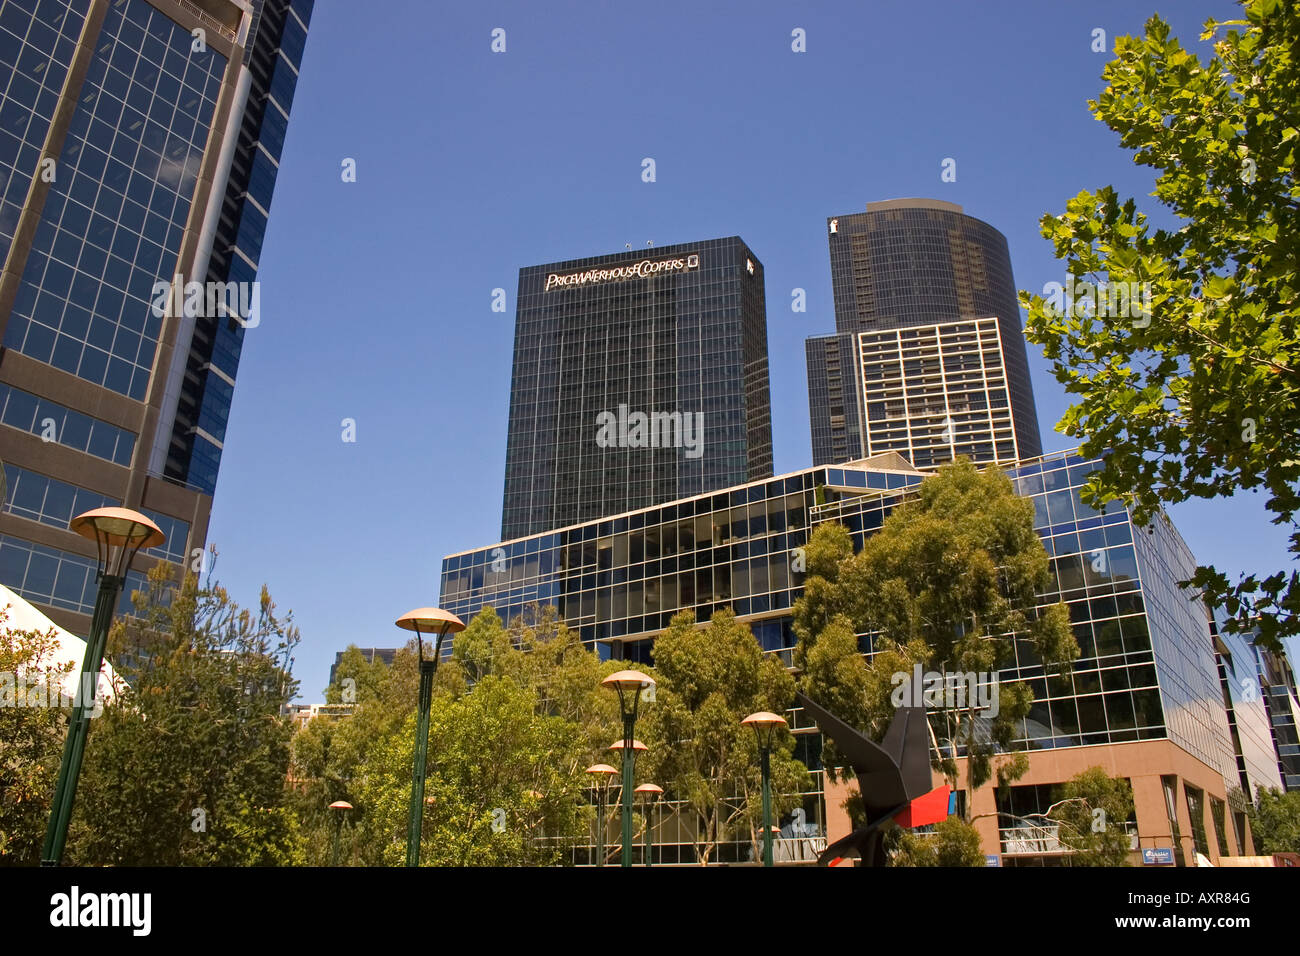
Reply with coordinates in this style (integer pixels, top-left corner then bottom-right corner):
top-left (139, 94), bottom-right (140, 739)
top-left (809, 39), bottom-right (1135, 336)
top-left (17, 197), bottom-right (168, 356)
top-left (544, 253), bottom-right (700, 292)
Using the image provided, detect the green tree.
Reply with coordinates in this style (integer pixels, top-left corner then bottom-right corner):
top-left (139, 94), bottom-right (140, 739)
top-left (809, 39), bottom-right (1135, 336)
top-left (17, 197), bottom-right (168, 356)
top-left (641, 608), bottom-right (809, 864)
top-left (794, 459), bottom-right (1076, 816)
top-left (353, 675), bottom-right (591, 866)
top-left (0, 607), bottom-right (74, 864)
top-left (457, 604), bottom-right (623, 760)
top-left (889, 815), bottom-right (985, 867)
top-left (288, 643), bottom-right (423, 865)
top-left (1046, 766), bottom-right (1136, 866)
top-left (290, 605), bottom-right (623, 865)
top-left (1019, 0), bottom-right (1300, 651)
top-left (68, 566), bottom-right (304, 865)
top-left (1248, 785), bottom-right (1300, 853)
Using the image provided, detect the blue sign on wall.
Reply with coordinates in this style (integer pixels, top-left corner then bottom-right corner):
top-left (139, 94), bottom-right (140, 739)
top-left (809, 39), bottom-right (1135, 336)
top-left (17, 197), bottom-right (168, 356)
top-left (985, 854), bottom-right (1001, 867)
top-left (1142, 848), bottom-right (1175, 866)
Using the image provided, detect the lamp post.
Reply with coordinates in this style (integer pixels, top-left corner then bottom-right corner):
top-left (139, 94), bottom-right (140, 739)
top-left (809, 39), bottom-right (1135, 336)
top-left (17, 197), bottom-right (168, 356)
top-left (601, 669), bottom-right (654, 867)
top-left (395, 607), bottom-right (465, 867)
top-left (41, 507), bottom-right (163, 866)
top-left (742, 711), bottom-right (788, 868)
top-left (607, 735), bottom-right (648, 867)
top-left (585, 763), bottom-right (618, 867)
top-left (328, 800), bottom-right (353, 866)
top-left (634, 783), bottom-right (663, 867)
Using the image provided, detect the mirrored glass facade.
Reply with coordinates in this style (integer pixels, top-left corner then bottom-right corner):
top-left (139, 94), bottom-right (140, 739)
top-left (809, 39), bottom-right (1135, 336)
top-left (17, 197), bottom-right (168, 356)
top-left (445, 451), bottom-right (1241, 837)
top-left (1215, 610), bottom-right (1300, 793)
top-left (501, 236), bottom-right (773, 540)
top-left (445, 450), bottom-right (1248, 862)
top-left (0, 0), bottom-right (310, 636)
top-left (0, 0), bottom-right (90, 267)
top-left (0, 380), bottom-right (135, 465)
top-left (162, 0), bottom-right (313, 494)
top-left (1213, 612), bottom-right (1285, 796)
top-left (3, 0), bottom-right (226, 398)
top-left (805, 332), bottom-right (862, 465)
top-left (1259, 649), bottom-right (1300, 790)
top-left (453, 455), bottom-right (924, 657)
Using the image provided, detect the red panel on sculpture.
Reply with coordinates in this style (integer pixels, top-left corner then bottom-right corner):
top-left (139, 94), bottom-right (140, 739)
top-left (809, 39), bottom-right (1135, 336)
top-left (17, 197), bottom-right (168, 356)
top-left (893, 785), bottom-right (952, 828)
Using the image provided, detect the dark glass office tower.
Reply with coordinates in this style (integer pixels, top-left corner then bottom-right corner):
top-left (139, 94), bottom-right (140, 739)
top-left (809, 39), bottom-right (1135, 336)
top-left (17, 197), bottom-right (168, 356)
top-left (806, 332), bottom-right (862, 465)
top-left (807, 198), bottom-right (1042, 465)
top-left (158, 0), bottom-right (312, 494)
top-left (0, 0), bottom-right (311, 635)
top-left (501, 237), bottom-right (772, 540)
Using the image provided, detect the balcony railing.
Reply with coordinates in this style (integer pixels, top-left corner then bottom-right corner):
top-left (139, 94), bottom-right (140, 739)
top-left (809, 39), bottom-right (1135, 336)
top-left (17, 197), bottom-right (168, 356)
top-left (174, 0), bottom-right (239, 43)
top-left (999, 820), bottom-right (1139, 855)
top-left (772, 835), bottom-right (827, 864)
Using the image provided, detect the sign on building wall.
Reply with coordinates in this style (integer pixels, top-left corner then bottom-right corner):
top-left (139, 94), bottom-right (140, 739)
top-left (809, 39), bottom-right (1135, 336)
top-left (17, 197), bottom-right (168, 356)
top-left (544, 254), bottom-right (700, 292)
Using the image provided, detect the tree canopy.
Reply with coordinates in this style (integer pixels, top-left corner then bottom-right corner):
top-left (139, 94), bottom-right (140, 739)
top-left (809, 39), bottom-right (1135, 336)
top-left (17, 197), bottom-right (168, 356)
top-left (1248, 785), bottom-right (1300, 853)
top-left (640, 608), bottom-right (808, 864)
top-left (794, 459), bottom-right (1076, 812)
top-left (69, 565), bottom-right (304, 866)
top-left (1019, 0), bottom-right (1300, 651)
top-left (1047, 766), bottom-right (1136, 866)
top-left (0, 606), bottom-right (74, 864)
top-left (292, 605), bottom-right (627, 866)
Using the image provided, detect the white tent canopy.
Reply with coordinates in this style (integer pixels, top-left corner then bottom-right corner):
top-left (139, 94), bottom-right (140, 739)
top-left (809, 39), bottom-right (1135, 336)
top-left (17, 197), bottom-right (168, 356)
top-left (1, 583), bottom-right (125, 703)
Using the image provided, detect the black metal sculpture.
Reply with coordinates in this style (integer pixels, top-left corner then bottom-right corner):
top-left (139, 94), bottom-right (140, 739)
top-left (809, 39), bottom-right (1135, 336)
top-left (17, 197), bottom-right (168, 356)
top-left (797, 691), bottom-right (948, 866)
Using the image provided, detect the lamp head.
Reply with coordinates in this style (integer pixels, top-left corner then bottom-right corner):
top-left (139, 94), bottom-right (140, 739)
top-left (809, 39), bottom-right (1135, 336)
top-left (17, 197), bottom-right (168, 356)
top-left (70, 507), bottom-right (165, 578)
top-left (395, 607), bottom-right (465, 661)
top-left (608, 739), bottom-right (648, 753)
top-left (742, 711), bottom-right (788, 748)
top-left (601, 669), bottom-right (655, 717)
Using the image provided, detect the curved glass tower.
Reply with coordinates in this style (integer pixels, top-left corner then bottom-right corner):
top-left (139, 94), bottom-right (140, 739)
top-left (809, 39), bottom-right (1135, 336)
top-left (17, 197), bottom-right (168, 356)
top-left (808, 198), bottom-right (1042, 466)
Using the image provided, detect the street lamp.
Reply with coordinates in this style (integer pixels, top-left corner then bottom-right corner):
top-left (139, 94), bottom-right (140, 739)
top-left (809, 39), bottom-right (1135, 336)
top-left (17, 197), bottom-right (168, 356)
top-left (742, 711), bottom-right (788, 868)
top-left (585, 763), bottom-right (618, 867)
top-left (601, 669), bottom-right (654, 867)
top-left (635, 783), bottom-right (663, 867)
top-left (395, 606), bottom-right (465, 867)
top-left (41, 507), bottom-right (163, 866)
top-left (607, 738), bottom-right (648, 756)
top-left (328, 800), bottom-right (353, 866)
top-left (608, 738), bottom-right (650, 868)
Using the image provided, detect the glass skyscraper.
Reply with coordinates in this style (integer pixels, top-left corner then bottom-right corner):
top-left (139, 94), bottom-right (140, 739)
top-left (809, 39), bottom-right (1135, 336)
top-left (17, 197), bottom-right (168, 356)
top-left (807, 199), bottom-right (1042, 466)
top-left (805, 331), bottom-right (862, 464)
top-left (158, 0), bottom-right (311, 495)
top-left (0, 0), bottom-right (311, 634)
top-left (500, 237), bottom-right (773, 540)
top-left (443, 450), bottom-right (1253, 863)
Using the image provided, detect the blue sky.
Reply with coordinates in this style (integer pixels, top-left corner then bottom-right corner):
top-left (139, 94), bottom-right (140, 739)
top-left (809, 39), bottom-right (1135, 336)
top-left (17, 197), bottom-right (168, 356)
top-left (203, 0), bottom-right (1290, 700)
